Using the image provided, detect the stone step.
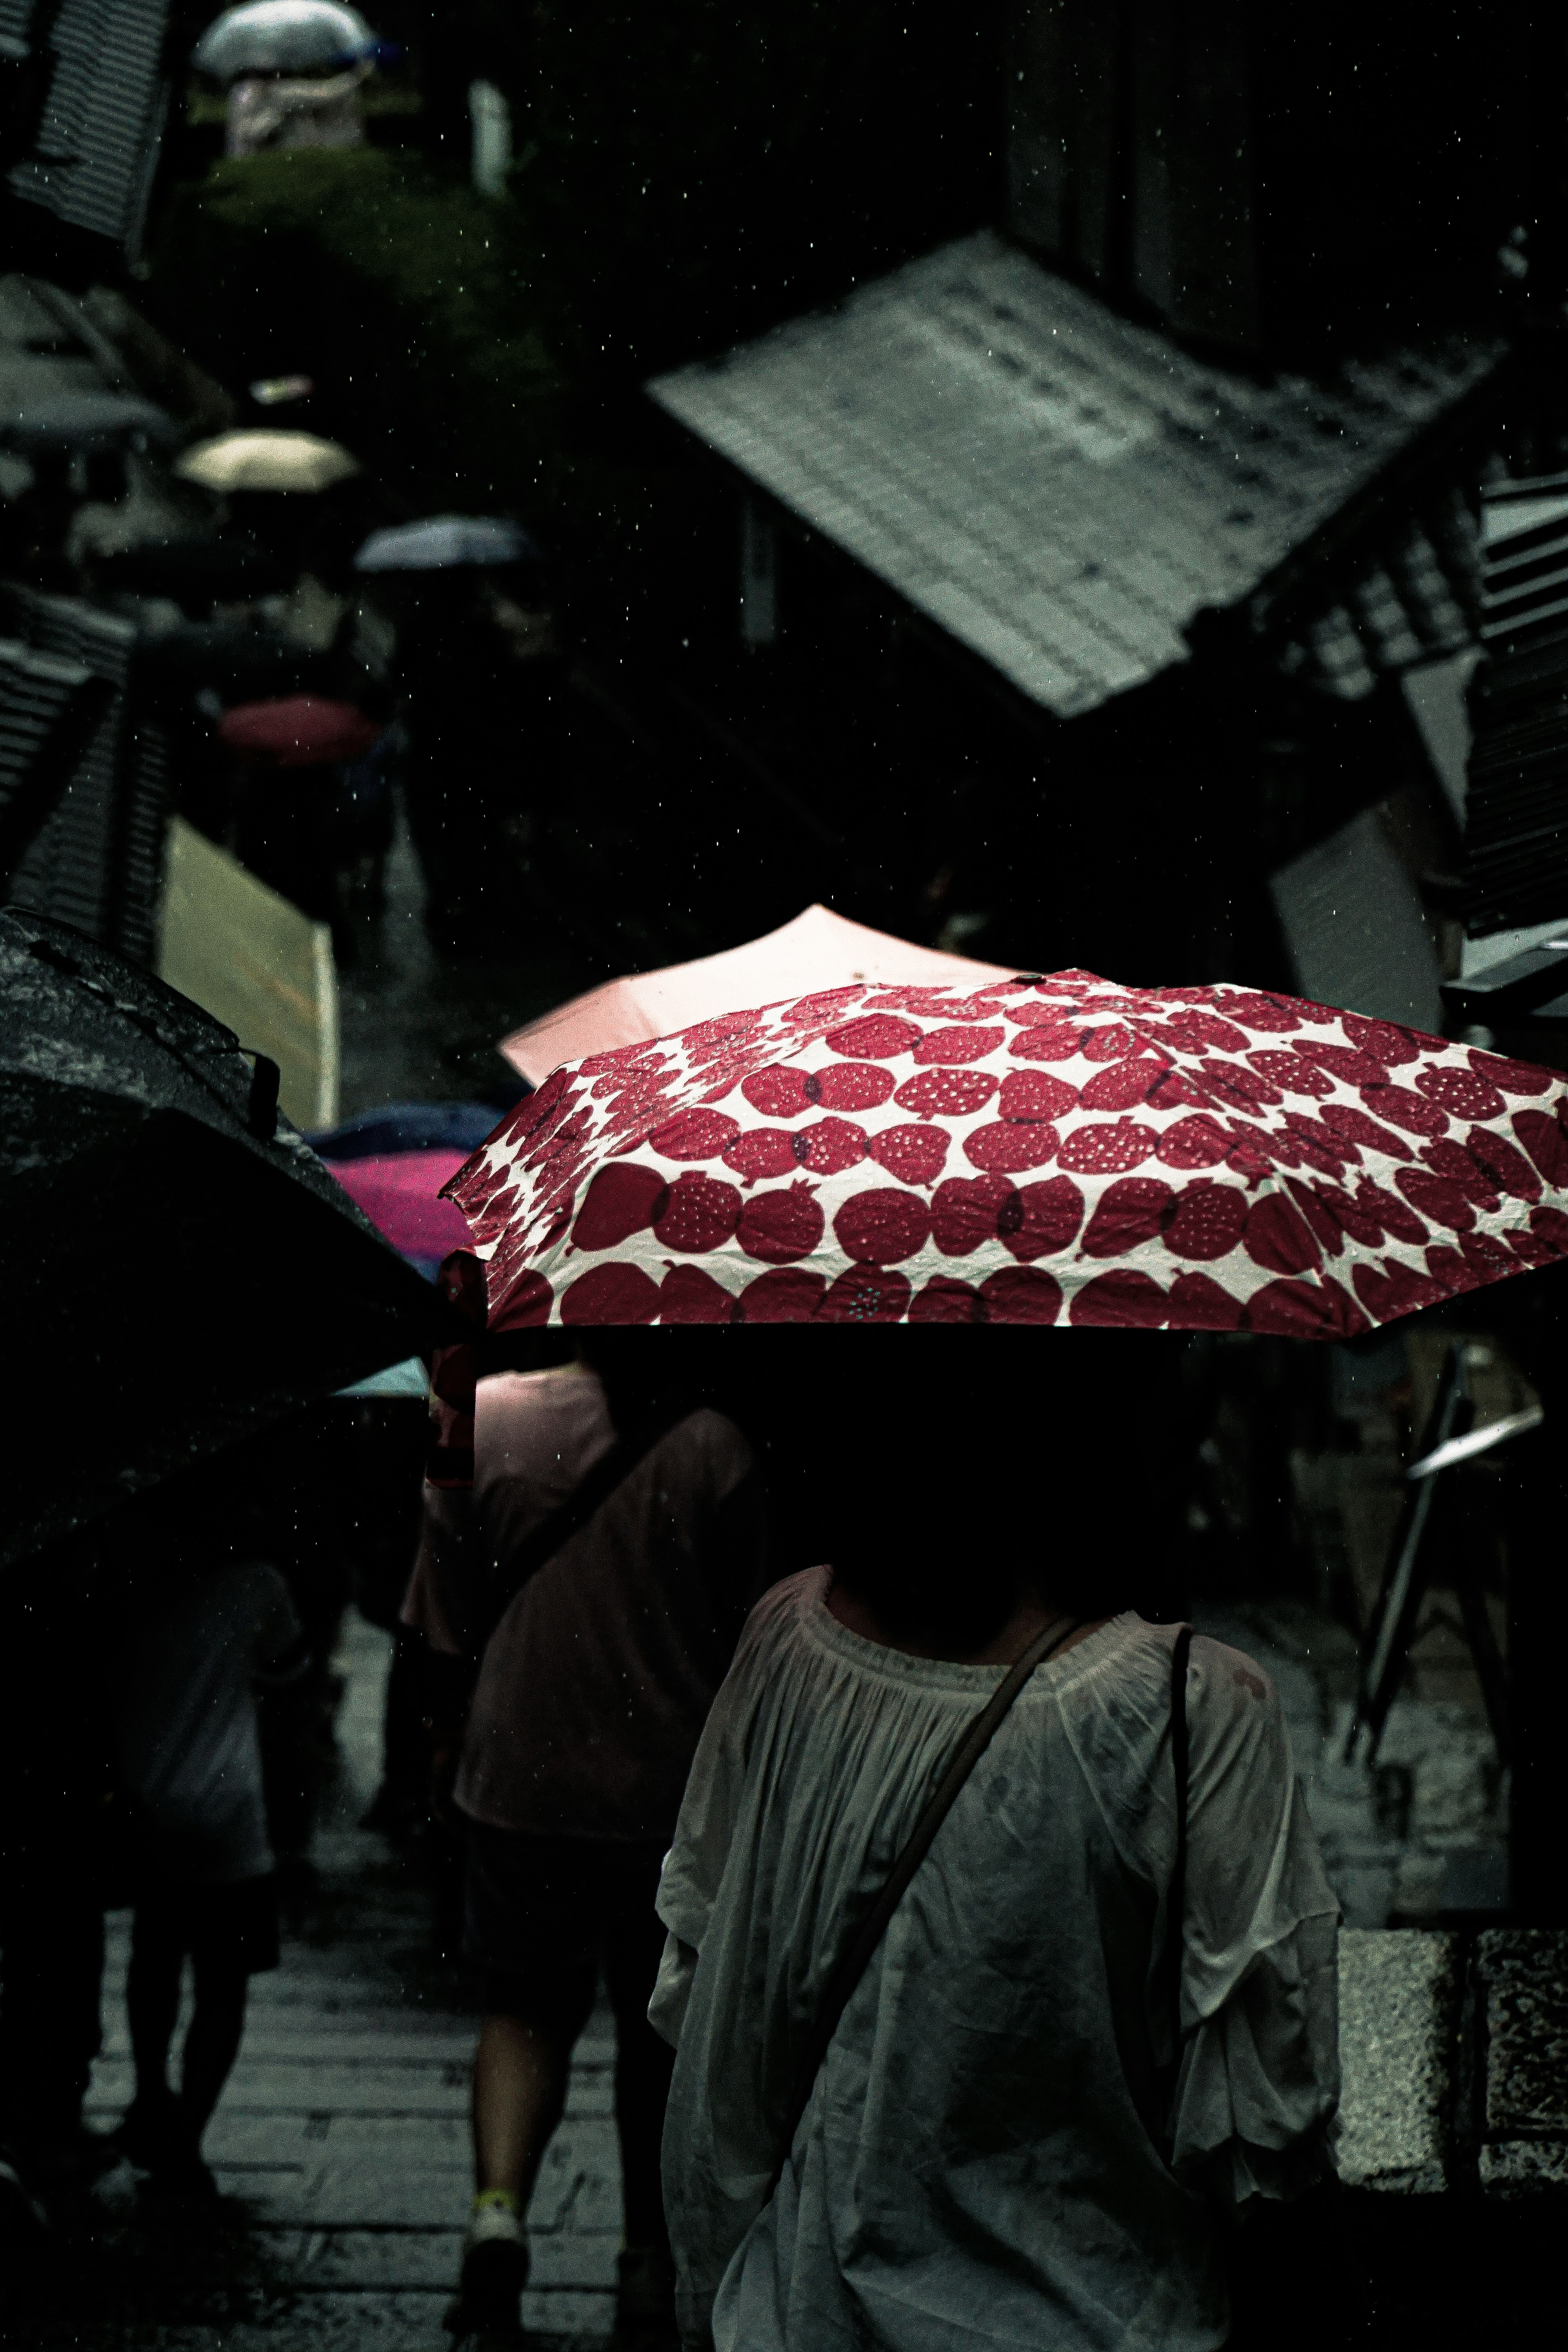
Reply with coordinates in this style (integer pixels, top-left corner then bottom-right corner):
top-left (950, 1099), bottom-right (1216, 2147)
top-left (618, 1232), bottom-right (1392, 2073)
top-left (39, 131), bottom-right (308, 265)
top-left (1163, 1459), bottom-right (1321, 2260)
top-left (256, 2225), bottom-right (620, 2293)
top-left (89, 2069), bottom-right (606, 2125)
top-left (179, 2118), bottom-right (621, 2232)
top-left (60, 2287), bottom-right (609, 2347)
top-left (1336, 1928), bottom-right (1459, 2194)
top-left (98, 2026), bottom-right (481, 2065)
top-left (1476, 1927), bottom-right (1568, 2196)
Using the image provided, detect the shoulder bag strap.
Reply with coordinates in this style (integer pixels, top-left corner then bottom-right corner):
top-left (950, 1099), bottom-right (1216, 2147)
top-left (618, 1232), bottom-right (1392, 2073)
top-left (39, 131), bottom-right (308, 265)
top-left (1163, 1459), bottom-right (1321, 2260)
top-left (468, 1404), bottom-right (690, 1658)
top-left (768, 1610), bottom-right (1082, 2200)
top-left (1163, 1625), bottom-right (1194, 2120)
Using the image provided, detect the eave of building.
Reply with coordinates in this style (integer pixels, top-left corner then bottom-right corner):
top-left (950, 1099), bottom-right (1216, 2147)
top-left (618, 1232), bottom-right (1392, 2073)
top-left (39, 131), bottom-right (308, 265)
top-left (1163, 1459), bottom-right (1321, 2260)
top-left (648, 229), bottom-right (1503, 719)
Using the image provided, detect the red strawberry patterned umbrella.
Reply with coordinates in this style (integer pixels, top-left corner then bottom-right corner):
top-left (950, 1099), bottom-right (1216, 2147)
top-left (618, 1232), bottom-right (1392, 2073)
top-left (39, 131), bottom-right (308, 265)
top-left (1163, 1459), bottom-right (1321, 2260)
top-left (441, 969), bottom-right (1568, 1333)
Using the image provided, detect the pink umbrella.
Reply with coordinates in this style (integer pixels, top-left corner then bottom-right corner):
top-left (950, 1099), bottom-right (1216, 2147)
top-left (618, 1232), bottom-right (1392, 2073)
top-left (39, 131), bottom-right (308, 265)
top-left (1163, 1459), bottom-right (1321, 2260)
top-left (323, 1151), bottom-right (475, 1268)
top-left (444, 969), bottom-right (1568, 1332)
top-left (497, 904), bottom-right (1012, 1085)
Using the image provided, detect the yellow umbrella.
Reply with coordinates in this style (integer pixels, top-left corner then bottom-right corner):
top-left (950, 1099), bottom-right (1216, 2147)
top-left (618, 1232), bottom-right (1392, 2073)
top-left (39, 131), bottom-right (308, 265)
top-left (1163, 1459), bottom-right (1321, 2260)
top-left (175, 429), bottom-right (361, 493)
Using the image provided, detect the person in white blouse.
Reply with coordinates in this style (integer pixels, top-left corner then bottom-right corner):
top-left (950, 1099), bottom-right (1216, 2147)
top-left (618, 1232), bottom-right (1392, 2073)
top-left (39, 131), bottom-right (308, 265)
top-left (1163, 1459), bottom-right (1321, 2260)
top-left (649, 1380), bottom-right (1341, 2352)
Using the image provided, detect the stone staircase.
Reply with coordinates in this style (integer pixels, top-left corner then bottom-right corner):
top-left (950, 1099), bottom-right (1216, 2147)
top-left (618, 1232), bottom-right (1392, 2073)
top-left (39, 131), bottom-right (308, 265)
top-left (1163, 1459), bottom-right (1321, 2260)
top-left (8, 1613), bottom-right (1561, 2350)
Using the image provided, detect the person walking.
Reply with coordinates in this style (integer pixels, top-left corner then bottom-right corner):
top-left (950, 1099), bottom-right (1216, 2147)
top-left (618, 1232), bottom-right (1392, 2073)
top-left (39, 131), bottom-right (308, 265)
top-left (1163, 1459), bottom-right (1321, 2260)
top-left (0, 1528), bottom-right (122, 2223)
top-left (111, 1496), bottom-right (308, 2197)
top-left (405, 1336), bottom-right (766, 2352)
top-left (392, 563), bottom-right (562, 962)
top-left (650, 1379), bottom-right (1342, 2352)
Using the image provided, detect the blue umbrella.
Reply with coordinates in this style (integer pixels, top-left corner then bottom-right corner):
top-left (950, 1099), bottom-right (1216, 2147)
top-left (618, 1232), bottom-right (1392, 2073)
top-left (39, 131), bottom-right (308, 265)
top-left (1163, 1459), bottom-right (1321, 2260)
top-left (336, 1356), bottom-right (428, 1398)
top-left (305, 1099), bottom-right (517, 1160)
top-left (353, 515), bottom-right (541, 574)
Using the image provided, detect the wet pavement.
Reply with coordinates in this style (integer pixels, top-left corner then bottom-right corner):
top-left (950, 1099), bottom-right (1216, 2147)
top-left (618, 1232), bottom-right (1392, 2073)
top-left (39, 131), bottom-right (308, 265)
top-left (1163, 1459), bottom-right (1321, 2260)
top-left (0, 1524), bottom-right (1505, 2345)
top-left (335, 801), bottom-right (586, 1123)
top-left (1190, 1595), bottom-right (1506, 1930)
top-left (17, 1614), bottom-right (623, 2351)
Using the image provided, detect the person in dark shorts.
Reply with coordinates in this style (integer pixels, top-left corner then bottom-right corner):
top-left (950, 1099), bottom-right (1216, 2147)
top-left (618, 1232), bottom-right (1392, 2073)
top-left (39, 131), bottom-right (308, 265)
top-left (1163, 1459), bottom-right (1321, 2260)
top-left (0, 1528), bottom-right (122, 2218)
top-left (405, 1336), bottom-right (766, 2351)
top-left (112, 1528), bottom-right (307, 2197)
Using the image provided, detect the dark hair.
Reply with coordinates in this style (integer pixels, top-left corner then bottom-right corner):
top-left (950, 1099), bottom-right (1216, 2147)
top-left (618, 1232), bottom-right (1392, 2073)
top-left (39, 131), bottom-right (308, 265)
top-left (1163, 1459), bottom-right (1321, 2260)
top-left (814, 1405), bottom-right (1124, 1652)
top-left (783, 1334), bottom-right (1186, 1648)
top-left (571, 1329), bottom-right (708, 1435)
top-left (478, 1329), bottom-right (1184, 1647)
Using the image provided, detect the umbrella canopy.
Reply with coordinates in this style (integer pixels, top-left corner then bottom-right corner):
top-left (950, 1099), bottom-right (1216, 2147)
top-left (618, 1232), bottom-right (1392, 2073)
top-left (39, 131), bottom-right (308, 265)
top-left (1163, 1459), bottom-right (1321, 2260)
top-left (1, 904), bottom-right (443, 1568)
top-left (446, 967), bottom-right (1568, 1331)
top-left (499, 905), bottom-right (1013, 1086)
top-left (353, 514), bottom-right (540, 574)
top-left (336, 1355), bottom-right (429, 1397)
top-left (175, 429), bottom-right (360, 494)
top-left (138, 622), bottom-right (332, 706)
top-left (320, 1151), bottom-right (477, 1275)
top-left (307, 1100), bottom-right (509, 1158)
top-left (0, 391), bottom-right (178, 455)
top-left (193, 1), bottom-right (376, 78)
top-left (309, 1103), bottom-right (508, 1275)
top-left (218, 695), bottom-right (383, 767)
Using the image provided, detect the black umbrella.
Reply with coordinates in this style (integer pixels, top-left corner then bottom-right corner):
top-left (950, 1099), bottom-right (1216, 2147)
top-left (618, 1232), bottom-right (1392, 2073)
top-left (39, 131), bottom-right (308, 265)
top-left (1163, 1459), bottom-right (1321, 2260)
top-left (135, 618), bottom-right (337, 706)
top-left (0, 905), bottom-right (449, 1569)
top-left (96, 534), bottom-right (298, 616)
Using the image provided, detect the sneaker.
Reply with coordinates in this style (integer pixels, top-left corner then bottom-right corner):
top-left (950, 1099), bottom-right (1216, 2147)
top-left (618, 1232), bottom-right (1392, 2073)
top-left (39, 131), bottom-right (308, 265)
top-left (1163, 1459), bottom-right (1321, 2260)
top-left (446, 2192), bottom-right (528, 2339)
top-left (613, 2243), bottom-right (678, 2351)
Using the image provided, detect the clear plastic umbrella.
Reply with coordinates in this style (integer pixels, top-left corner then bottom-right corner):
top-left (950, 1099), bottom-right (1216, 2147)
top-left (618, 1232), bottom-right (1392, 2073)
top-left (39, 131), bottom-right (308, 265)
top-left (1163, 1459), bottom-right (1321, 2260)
top-left (192, 1), bottom-right (377, 78)
top-left (353, 516), bottom-right (540, 573)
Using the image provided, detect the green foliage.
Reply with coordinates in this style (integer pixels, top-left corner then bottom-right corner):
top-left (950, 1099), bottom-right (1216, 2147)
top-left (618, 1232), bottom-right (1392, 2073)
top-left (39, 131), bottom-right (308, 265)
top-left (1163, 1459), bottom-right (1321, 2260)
top-left (144, 9), bottom-right (1004, 572)
top-left (149, 147), bottom-right (564, 514)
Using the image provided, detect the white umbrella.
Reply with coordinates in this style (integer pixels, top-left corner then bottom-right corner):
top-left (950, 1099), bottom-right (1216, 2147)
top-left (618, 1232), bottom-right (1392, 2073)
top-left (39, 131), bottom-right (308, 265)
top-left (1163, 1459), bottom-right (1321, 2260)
top-left (498, 905), bottom-right (1015, 1086)
top-left (192, 1), bottom-right (376, 79)
top-left (175, 429), bottom-right (361, 493)
top-left (354, 515), bottom-right (540, 573)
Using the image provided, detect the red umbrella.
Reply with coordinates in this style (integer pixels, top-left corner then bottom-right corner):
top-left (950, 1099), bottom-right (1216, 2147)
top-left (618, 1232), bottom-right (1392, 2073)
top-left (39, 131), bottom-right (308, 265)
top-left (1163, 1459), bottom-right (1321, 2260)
top-left (218, 695), bottom-right (383, 768)
top-left (442, 969), bottom-right (1568, 1332)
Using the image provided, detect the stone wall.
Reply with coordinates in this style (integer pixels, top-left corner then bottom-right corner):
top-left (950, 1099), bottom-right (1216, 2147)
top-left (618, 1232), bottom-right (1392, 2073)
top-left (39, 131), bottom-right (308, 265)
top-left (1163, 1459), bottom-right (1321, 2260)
top-left (1339, 1927), bottom-right (1568, 2197)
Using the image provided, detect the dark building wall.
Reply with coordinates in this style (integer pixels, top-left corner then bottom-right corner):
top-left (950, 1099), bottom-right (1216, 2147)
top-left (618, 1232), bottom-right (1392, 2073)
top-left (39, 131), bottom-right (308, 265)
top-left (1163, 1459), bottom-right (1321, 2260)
top-left (1008, 2), bottom-right (1542, 364)
top-left (620, 452), bottom-right (1453, 992)
top-left (482, 1), bottom-right (1009, 378)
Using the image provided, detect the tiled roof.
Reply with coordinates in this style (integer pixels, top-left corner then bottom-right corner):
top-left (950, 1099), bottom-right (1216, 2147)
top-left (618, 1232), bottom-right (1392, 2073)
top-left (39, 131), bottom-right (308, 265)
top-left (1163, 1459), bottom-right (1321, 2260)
top-left (4, 590), bottom-right (168, 965)
top-left (1461, 477), bottom-right (1568, 933)
top-left (5, 0), bottom-right (170, 254)
top-left (649, 231), bottom-right (1501, 719)
top-left (0, 274), bottom-right (127, 470)
top-left (1278, 488), bottom-right (1483, 701)
top-left (0, 634), bottom-right (104, 875)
